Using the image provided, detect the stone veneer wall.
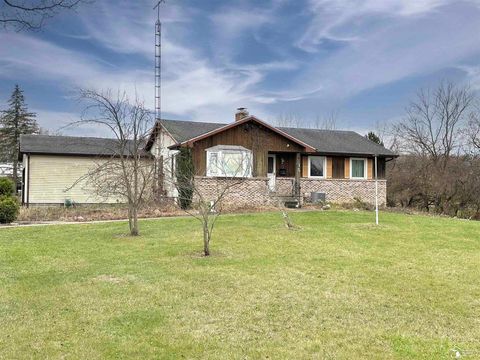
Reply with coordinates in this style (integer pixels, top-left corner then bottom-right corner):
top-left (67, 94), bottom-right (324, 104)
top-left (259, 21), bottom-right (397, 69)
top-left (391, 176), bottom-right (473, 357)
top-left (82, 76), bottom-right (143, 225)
top-left (193, 176), bottom-right (271, 209)
top-left (275, 177), bottom-right (295, 196)
top-left (192, 176), bottom-right (387, 209)
top-left (300, 178), bottom-right (387, 206)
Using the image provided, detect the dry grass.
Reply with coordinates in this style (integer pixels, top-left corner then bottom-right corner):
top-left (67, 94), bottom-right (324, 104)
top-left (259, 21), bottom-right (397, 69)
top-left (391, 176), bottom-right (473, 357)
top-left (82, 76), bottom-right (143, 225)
top-left (16, 203), bottom-right (279, 223)
top-left (16, 202), bottom-right (182, 223)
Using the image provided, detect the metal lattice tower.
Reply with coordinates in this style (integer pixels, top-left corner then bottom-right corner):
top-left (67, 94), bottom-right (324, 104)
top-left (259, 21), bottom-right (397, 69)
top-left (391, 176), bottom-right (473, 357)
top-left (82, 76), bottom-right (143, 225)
top-left (154, 0), bottom-right (166, 197)
top-left (154, 0), bottom-right (165, 123)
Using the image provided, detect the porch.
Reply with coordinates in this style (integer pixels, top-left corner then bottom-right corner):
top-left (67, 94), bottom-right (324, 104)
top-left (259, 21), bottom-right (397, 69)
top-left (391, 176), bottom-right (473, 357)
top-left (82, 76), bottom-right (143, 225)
top-left (267, 152), bottom-right (301, 199)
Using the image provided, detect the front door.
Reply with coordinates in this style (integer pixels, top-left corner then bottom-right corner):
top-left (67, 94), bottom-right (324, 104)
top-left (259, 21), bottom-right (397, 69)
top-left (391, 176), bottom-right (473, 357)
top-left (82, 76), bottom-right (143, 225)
top-left (267, 154), bottom-right (276, 191)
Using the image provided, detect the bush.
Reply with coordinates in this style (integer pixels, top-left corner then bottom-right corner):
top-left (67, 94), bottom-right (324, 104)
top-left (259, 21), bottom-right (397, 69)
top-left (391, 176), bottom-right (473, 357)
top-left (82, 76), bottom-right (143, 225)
top-left (64, 199), bottom-right (75, 208)
top-left (353, 197), bottom-right (373, 211)
top-left (176, 148), bottom-right (194, 210)
top-left (0, 197), bottom-right (20, 224)
top-left (0, 178), bottom-right (15, 197)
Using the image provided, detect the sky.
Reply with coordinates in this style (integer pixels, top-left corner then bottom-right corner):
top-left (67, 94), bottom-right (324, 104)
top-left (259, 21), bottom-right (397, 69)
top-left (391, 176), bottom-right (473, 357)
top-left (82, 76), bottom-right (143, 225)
top-left (1, 0), bottom-right (480, 136)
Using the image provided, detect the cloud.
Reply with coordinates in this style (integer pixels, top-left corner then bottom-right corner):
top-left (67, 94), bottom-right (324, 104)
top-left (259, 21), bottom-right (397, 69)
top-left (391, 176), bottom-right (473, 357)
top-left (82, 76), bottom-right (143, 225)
top-left (296, 0), bottom-right (474, 52)
top-left (32, 109), bottom-right (80, 134)
top-left (278, 0), bottom-right (480, 104)
top-left (65, 0), bottom-right (298, 121)
top-left (210, 7), bottom-right (273, 41)
top-left (458, 65), bottom-right (480, 91)
top-left (2, 0), bottom-right (480, 134)
top-left (0, 7), bottom-right (273, 127)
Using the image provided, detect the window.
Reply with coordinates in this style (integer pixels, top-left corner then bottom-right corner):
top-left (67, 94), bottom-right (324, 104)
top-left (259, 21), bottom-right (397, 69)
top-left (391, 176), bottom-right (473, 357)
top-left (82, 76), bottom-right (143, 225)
top-left (267, 156), bottom-right (274, 174)
top-left (350, 158), bottom-right (366, 179)
top-left (208, 152), bottom-right (219, 176)
top-left (308, 156), bottom-right (325, 178)
top-left (223, 151), bottom-right (247, 177)
top-left (206, 146), bottom-right (252, 178)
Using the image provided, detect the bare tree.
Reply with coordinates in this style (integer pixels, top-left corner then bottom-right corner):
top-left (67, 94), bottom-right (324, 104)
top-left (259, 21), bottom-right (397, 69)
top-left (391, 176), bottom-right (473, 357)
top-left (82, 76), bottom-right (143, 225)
top-left (467, 111), bottom-right (480, 153)
top-left (1, 0), bottom-right (89, 31)
top-left (66, 89), bottom-right (155, 236)
top-left (313, 110), bottom-right (339, 130)
top-left (276, 110), bottom-right (340, 130)
top-left (388, 81), bottom-right (480, 218)
top-left (275, 112), bottom-right (303, 128)
top-left (167, 147), bottom-right (251, 256)
top-left (395, 81), bottom-right (474, 166)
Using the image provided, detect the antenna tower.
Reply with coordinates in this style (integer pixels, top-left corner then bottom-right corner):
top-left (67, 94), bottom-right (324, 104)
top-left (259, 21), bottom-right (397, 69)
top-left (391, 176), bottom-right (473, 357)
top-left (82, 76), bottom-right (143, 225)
top-left (154, 0), bottom-right (166, 198)
top-left (154, 0), bottom-right (165, 123)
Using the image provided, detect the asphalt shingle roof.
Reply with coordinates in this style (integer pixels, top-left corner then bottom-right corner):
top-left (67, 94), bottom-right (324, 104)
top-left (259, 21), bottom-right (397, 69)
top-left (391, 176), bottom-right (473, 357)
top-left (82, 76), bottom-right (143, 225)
top-left (21, 120), bottom-right (396, 158)
top-left (279, 127), bottom-right (396, 156)
top-left (20, 135), bottom-right (152, 157)
top-left (160, 119), bottom-right (226, 143)
top-left (160, 119), bottom-right (396, 157)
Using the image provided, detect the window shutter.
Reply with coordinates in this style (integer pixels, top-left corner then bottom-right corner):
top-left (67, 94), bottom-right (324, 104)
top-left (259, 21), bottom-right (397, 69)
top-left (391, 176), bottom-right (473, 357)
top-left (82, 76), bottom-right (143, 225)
top-left (302, 156), bottom-right (308, 177)
top-left (326, 157), bottom-right (333, 179)
top-left (344, 158), bottom-right (350, 179)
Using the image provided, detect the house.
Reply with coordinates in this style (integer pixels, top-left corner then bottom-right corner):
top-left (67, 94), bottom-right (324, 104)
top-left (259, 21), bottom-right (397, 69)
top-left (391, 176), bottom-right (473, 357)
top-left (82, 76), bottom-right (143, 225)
top-left (146, 109), bottom-right (397, 208)
top-left (19, 109), bottom-right (397, 207)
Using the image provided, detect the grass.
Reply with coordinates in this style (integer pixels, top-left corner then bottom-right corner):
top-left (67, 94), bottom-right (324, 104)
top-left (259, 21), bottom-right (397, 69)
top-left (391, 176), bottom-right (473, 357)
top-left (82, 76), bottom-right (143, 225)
top-left (0, 210), bottom-right (479, 359)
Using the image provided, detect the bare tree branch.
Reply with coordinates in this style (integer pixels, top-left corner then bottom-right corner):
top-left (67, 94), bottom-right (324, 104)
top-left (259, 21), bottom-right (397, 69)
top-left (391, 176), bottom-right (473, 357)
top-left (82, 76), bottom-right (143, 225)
top-left (164, 147), bottom-right (251, 256)
top-left (65, 89), bottom-right (155, 236)
top-left (1, 0), bottom-right (89, 31)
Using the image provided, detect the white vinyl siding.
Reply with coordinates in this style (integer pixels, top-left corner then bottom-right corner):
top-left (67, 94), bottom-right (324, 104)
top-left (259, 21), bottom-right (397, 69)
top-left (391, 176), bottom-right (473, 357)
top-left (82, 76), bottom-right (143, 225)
top-left (27, 155), bottom-right (125, 204)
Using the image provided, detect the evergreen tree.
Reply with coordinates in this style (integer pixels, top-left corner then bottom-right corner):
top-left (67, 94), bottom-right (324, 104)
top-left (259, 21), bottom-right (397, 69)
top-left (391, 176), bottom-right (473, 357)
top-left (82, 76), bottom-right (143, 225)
top-left (365, 131), bottom-right (384, 146)
top-left (0, 85), bottom-right (39, 186)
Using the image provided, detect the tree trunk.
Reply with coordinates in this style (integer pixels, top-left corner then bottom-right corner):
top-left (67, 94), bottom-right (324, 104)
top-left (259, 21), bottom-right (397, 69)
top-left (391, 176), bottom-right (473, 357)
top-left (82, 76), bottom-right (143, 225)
top-left (127, 206), bottom-right (133, 233)
top-left (203, 225), bottom-right (210, 256)
top-left (130, 205), bottom-right (139, 236)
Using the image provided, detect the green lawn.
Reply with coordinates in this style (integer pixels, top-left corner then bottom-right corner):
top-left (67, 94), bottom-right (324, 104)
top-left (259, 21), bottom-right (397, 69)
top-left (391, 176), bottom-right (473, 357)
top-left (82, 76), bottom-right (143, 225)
top-left (0, 211), bottom-right (479, 359)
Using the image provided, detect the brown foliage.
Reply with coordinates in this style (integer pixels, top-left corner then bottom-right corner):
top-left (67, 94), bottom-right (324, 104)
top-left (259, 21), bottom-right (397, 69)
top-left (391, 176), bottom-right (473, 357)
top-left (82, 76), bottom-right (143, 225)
top-left (389, 81), bottom-right (480, 219)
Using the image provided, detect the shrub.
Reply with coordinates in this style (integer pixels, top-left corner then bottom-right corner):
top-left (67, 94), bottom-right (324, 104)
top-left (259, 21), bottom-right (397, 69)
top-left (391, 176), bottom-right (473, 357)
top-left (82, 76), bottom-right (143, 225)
top-left (0, 197), bottom-right (20, 224)
top-left (64, 199), bottom-right (75, 208)
top-left (0, 178), bottom-right (15, 197)
top-left (353, 197), bottom-right (373, 211)
top-left (176, 148), bottom-right (194, 210)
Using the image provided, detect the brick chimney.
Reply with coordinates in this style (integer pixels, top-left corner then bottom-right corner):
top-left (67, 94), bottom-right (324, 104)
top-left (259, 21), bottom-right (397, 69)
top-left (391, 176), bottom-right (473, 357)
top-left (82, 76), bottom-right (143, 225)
top-left (235, 107), bottom-right (249, 122)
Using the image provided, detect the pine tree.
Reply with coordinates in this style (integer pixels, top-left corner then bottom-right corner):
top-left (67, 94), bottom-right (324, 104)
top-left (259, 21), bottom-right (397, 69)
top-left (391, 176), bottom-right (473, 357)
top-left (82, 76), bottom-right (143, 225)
top-left (365, 131), bottom-right (384, 146)
top-left (0, 85), bottom-right (39, 186)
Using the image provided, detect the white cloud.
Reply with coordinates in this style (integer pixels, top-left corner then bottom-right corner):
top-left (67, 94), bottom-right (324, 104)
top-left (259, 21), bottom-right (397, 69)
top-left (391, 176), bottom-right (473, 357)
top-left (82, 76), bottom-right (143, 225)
top-left (2, 0), bottom-right (480, 134)
top-left (0, 13), bottom-right (272, 128)
top-left (297, 0), bottom-right (477, 52)
top-left (458, 65), bottom-right (480, 91)
top-left (210, 7), bottom-right (273, 40)
top-left (279, 0), bottom-right (480, 104)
